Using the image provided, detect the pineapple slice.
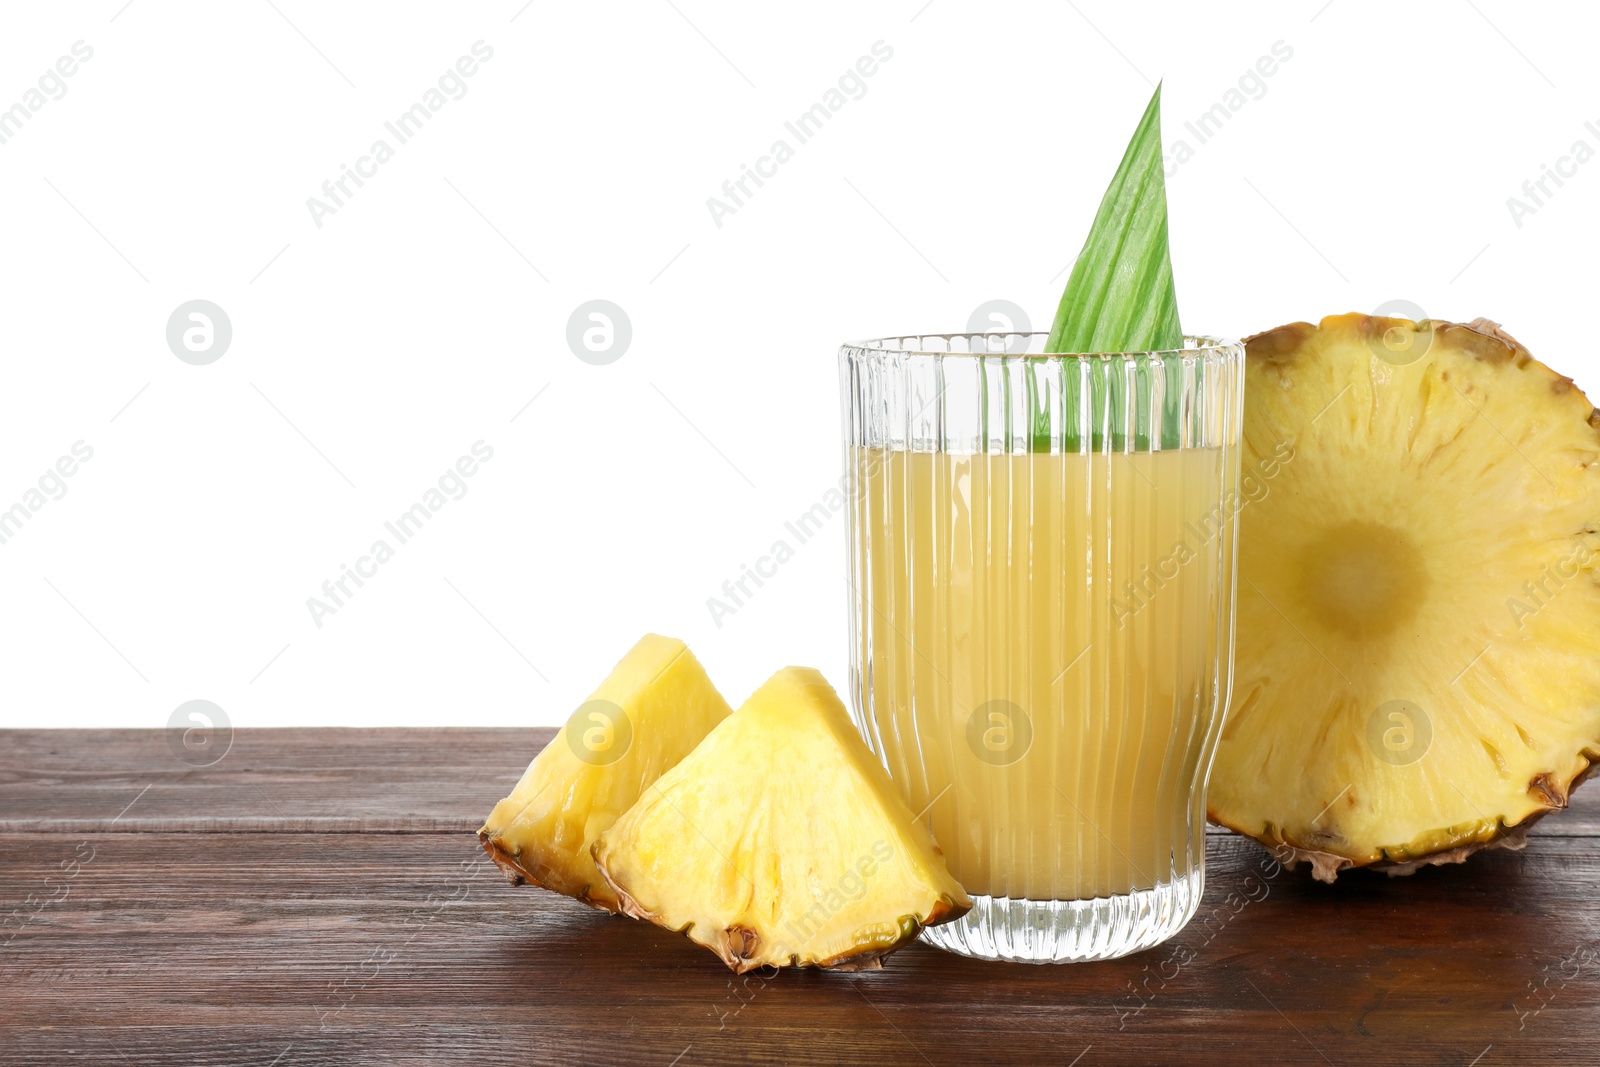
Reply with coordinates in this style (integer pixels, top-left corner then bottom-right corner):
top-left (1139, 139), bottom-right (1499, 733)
top-left (479, 634), bottom-right (732, 911)
top-left (1210, 313), bottom-right (1600, 880)
top-left (592, 667), bottom-right (970, 972)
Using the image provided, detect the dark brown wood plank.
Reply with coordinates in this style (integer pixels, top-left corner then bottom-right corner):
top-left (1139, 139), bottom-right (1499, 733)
top-left (2, 829), bottom-right (1597, 1065)
top-left (0, 728), bottom-right (544, 834)
top-left (5, 728), bottom-right (1599, 839)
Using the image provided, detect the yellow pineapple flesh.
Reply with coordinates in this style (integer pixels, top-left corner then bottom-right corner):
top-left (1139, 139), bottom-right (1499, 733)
top-left (1210, 313), bottom-right (1600, 880)
top-left (592, 667), bottom-right (971, 972)
top-left (479, 634), bottom-right (732, 911)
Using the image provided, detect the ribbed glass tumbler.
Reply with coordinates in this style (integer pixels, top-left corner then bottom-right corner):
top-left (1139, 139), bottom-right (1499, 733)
top-left (840, 330), bottom-right (1245, 963)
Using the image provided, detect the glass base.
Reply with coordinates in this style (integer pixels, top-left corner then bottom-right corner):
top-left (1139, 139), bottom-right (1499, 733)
top-left (921, 867), bottom-right (1205, 964)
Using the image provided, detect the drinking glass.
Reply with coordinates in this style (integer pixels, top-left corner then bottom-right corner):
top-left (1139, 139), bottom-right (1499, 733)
top-left (840, 330), bottom-right (1244, 963)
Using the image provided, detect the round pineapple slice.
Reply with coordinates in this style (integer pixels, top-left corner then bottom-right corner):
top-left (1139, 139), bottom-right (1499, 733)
top-left (1210, 313), bottom-right (1600, 881)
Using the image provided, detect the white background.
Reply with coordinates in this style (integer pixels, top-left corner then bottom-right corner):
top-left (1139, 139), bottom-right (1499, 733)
top-left (1, 0), bottom-right (1594, 730)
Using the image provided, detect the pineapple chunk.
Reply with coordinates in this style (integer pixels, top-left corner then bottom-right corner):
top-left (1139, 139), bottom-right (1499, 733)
top-left (1210, 314), bottom-right (1600, 880)
top-left (479, 634), bottom-right (731, 911)
top-left (593, 667), bottom-right (971, 973)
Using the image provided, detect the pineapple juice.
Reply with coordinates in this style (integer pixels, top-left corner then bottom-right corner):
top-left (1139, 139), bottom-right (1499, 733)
top-left (851, 445), bottom-right (1229, 901)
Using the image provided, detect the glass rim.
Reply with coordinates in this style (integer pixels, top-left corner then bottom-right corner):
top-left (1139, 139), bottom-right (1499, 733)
top-left (840, 331), bottom-right (1241, 361)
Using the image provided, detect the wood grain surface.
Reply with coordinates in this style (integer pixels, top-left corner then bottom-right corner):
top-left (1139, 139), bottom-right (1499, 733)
top-left (3, 728), bottom-right (1598, 1066)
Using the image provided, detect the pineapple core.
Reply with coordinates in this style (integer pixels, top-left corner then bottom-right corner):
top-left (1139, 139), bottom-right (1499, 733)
top-left (1211, 314), bottom-right (1600, 879)
top-left (593, 667), bottom-right (971, 973)
top-left (479, 634), bottom-right (732, 911)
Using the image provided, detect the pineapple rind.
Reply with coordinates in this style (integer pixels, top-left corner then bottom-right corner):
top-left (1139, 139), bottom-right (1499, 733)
top-left (478, 634), bottom-right (732, 911)
top-left (1210, 314), bottom-right (1600, 878)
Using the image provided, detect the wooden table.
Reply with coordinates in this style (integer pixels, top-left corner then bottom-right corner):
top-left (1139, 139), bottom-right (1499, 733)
top-left (3, 729), bottom-right (1597, 1065)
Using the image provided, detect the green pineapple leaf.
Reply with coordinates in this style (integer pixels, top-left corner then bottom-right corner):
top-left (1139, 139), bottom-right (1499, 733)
top-left (1046, 83), bottom-right (1182, 355)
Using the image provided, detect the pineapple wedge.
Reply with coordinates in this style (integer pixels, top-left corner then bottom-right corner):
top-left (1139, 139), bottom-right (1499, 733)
top-left (1210, 314), bottom-right (1600, 880)
top-left (593, 667), bottom-right (971, 973)
top-left (479, 634), bottom-right (732, 912)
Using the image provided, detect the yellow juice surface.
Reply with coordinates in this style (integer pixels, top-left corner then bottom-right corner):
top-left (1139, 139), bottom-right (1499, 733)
top-left (852, 446), bottom-right (1232, 901)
